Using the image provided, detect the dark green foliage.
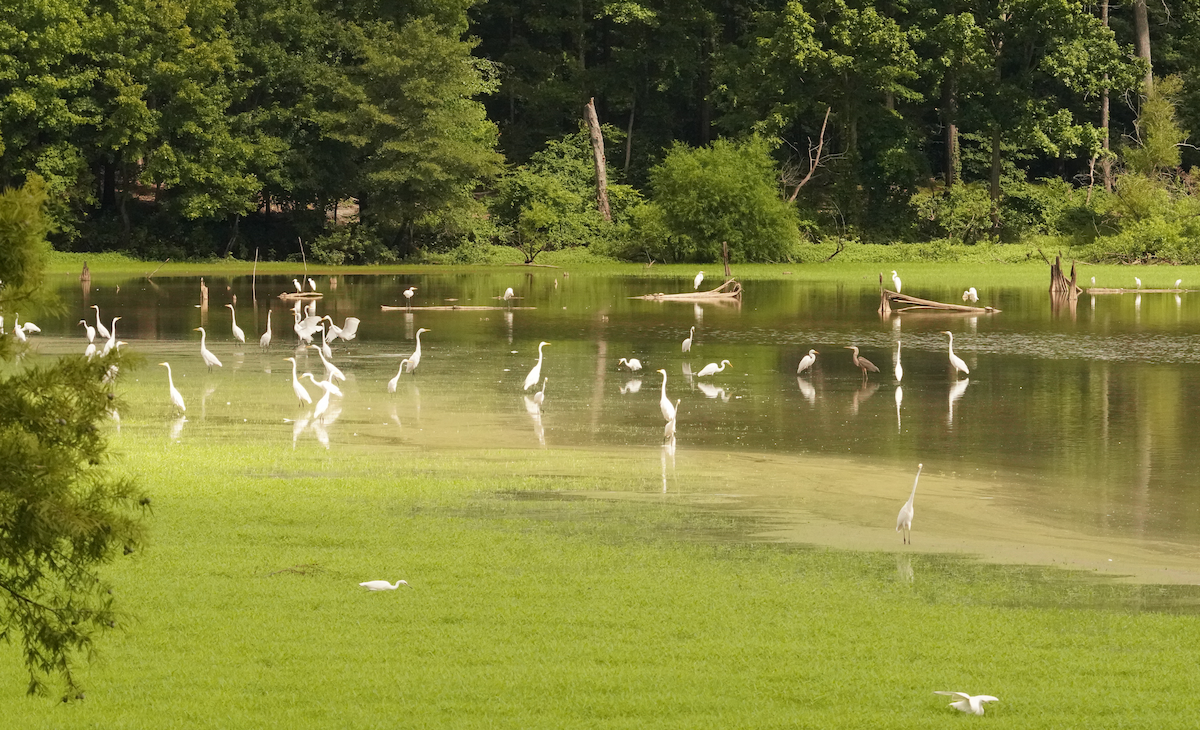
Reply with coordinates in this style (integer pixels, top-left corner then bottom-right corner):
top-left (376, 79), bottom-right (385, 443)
top-left (640, 137), bottom-right (800, 263)
top-left (0, 180), bottom-right (147, 696)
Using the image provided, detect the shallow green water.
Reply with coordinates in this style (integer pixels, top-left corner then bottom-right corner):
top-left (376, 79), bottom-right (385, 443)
top-left (26, 268), bottom-right (1200, 573)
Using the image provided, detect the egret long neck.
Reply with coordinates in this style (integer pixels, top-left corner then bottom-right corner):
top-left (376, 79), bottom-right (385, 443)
top-left (908, 467), bottom-right (922, 501)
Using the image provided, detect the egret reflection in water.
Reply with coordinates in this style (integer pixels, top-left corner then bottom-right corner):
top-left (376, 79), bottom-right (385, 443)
top-left (619, 379), bottom-right (642, 394)
top-left (895, 386), bottom-right (903, 432)
top-left (661, 441), bottom-right (676, 492)
top-left (948, 377), bottom-right (970, 426)
top-left (170, 416), bottom-right (187, 440)
top-left (693, 303), bottom-right (703, 322)
top-left (796, 376), bottom-right (816, 406)
top-left (697, 381), bottom-right (729, 401)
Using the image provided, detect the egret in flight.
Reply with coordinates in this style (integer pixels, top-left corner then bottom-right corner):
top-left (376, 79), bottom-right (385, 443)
top-left (285, 357), bottom-right (312, 406)
top-left (896, 463), bottom-right (923, 544)
top-left (618, 357), bottom-right (643, 372)
top-left (796, 349), bottom-right (818, 375)
top-left (934, 692), bottom-right (999, 716)
top-left (159, 362), bottom-right (186, 413)
top-left (405, 328), bottom-right (429, 373)
top-left (657, 369), bottom-right (676, 422)
top-left (942, 331), bottom-right (969, 377)
top-left (194, 328), bottom-right (223, 371)
top-left (339, 317), bottom-right (361, 342)
top-left (260, 311), bottom-right (272, 350)
top-left (524, 341), bottom-right (549, 390)
top-left (359, 580), bottom-right (410, 591)
top-left (694, 271), bottom-right (704, 290)
top-left (696, 359), bottom-right (731, 377)
top-left (226, 303), bottom-right (245, 343)
top-left (891, 270), bottom-right (902, 293)
top-left (844, 346), bottom-right (879, 383)
top-left (682, 326), bottom-right (695, 353)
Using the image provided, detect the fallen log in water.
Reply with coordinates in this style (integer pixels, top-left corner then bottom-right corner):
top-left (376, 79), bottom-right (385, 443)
top-left (878, 274), bottom-right (1000, 314)
top-left (278, 292), bottom-right (323, 300)
top-left (381, 304), bottom-right (536, 311)
top-left (1087, 288), bottom-right (1189, 294)
top-left (631, 279), bottom-right (743, 301)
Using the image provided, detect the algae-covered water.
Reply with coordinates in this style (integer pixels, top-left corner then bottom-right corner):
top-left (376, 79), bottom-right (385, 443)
top-left (32, 268), bottom-right (1200, 583)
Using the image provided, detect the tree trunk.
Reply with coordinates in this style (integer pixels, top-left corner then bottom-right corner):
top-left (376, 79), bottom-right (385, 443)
top-left (101, 160), bottom-right (117, 210)
top-left (584, 98), bottom-right (612, 222)
top-left (1101, 0), bottom-right (1112, 191)
top-left (943, 68), bottom-right (959, 187)
top-left (989, 125), bottom-right (1002, 233)
top-left (223, 215), bottom-right (240, 258)
top-left (623, 99), bottom-right (635, 175)
top-left (1133, 0), bottom-right (1152, 92)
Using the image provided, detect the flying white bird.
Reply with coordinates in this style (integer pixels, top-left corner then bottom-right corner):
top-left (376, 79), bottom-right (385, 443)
top-left (339, 317), bottom-right (361, 342)
top-left (524, 341), bottom-right (549, 390)
top-left (194, 327), bottom-right (223, 371)
top-left (696, 359), bottom-right (731, 377)
top-left (284, 357), bottom-right (312, 406)
top-left (682, 326), bottom-right (695, 353)
top-left (359, 580), bottom-right (410, 591)
top-left (159, 362), bottom-right (186, 413)
top-left (891, 270), bottom-right (902, 292)
top-left (618, 357), bottom-right (642, 372)
top-left (934, 692), bottom-right (999, 716)
top-left (657, 369), bottom-right (676, 422)
top-left (694, 271), bottom-right (704, 290)
top-left (796, 349), bottom-right (818, 375)
top-left (896, 463), bottom-right (923, 544)
top-left (942, 331), bottom-right (969, 377)
top-left (226, 303), bottom-right (245, 343)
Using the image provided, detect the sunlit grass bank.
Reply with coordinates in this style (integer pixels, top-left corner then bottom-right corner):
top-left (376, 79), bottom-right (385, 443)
top-left (4, 433), bottom-right (1199, 728)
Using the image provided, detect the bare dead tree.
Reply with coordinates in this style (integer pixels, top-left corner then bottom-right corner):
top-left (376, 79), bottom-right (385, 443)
top-left (783, 107), bottom-right (835, 202)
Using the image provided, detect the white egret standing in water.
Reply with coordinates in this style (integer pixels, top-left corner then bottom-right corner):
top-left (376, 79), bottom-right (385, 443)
top-left (693, 271), bottom-right (704, 290)
top-left (523, 341), bottom-right (549, 390)
top-left (159, 362), bottom-right (186, 413)
top-left (310, 344), bottom-right (345, 382)
top-left (359, 580), bottom-right (410, 591)
top-left (618, 357), bottom-right (642, 372)
top-left (226, 303), bottom-right (245, 343)
top-left (1176, 278), bottom-right (1183, 288)
top-left (941, 331), bottom-right (969, 377)
top-left (405, 328), bottom-right (429, 374)
top-left (891, 270), bottom-right (902, 292)
top-left (79, 320), bottom-right (96, 342)
top-left (503, 287), bottom-right (515, 303)
top-left (934, 692), bottom-right (999, 716)
top-left (533, 378), bottom-right (548, 408)
top-left (387, 359), bottom-right (410, 392)
top-left (696, 359), bottom-right (731, 377)
top-left (92, 305), bottom-right (110, 339)
top-left (657, 369), bottom-right (677, 422)
top-left (682, 326), bottom-right (695, 353)
top-left (260, 311), bottom-right (272, 350)
top-left (285, 357), bottom-right (312, 406)
top-left (896, 463), bottom-right (923, 544)
top-left (796, 349), bottom-right (818, 375)
top-left (194, 327), bottom-right (223, 371)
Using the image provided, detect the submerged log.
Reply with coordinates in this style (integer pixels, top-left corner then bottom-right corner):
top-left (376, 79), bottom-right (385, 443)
top-left (381, 304), bottom-right (536, 311)
top-left (278, 291), bottom-right (324, 300)
top-left (632, 279), bottom-right (743, 301)
top-left (878, 273), bottom-right (999, 314)
top-left (1087, 287), bottom-right (1188, 294)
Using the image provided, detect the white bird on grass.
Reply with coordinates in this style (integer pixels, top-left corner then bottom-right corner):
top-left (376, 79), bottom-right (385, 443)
top-left (285, 357), bottom-right (312, 406)
top-left (618, 357), bottom-right (642, 372)
top-left (942, 331), bottom-right (969, 377)
top-left (359, 580), bottom-right (410, 591)
top-left (84, 343), bottom-right (97, 360)
top-left (657, 369), bottom-right (676, 422)
top-left (387, 359), bottom-right (411, 393)
top-left (226, 303), bottom-right (245, 343)
top-left (696, 359), bottom-right (731, 377)
top-left (796, 349), bottom-right (818, 375)
top-left (523, 341), bottom-right (549, 390)
top-left (260, 311), bottom-right (272, 350)
top-left (891, 270), bottom-right (902, 293)
top-left (896, 463), bottom-right (923, 544)
top-left (934, 692), bottom-right (999, 716)
top-left (682, 326), bottom-right (695, 353)
top-left (194, 327), bottom-right (223, 371)
top-left (405, 328), bottom-right (429, 373)
top-left (159, 362), bottom-right (186, 413)
top-left (79, 320), bottom-right (96, 342)
top-left (694, 271), bottom-right (704, 290)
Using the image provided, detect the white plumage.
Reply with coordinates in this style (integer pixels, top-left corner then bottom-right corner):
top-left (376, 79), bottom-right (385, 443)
top-left (523, 341), bottom-right (549, 390)
top-left (696, 359), bottom-right (731, 377)
top-left (159, 362), bottom-right (186, 413)
top-left (896, 463), bottom-right (923, 544)
top-left (193, 327), bottom-right (223, 371)
top-left (934, 692), bottom-right (999, 716)
top-left (226, 303), bottom-right (245, 343)
top-left (359, 580), bottom-right (410, 591)
top-left (942, 331), bottom-right (969, 376)
top-left (796, 349), bottom-right (818, 375)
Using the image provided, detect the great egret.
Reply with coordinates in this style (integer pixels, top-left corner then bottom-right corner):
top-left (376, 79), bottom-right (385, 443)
top-left (896, 463), bottom-right (923, 544)
top-left (226, 303), bottom-right (245, 343)
top-left (194, 327), bottom-right (223, 371)
top-left (682, 326), bottom-right (695, 353)
top-left (1176, 278), bottom-right (1183, 288)
top-left (618, 357), bottom-right (643, 372)
top-left (260, 311), bottom-right (272, 350)
top-left (308, 277), bottom-right (318, 292)
top-left (405, 328), bottom-right (429, 373)
top-left (694, 271), bottom-right (704, 290)
top-left (894, 341), bottom-right (903, 382)
top-left (100, 317), bottom-right (122, 356)
top-left (533, 378), bottom-right (548, 408)
top-left (317, 325), bottom-right (334, 360)
top-left (79, 320), bottom-right (96, 342)
top-left (796, 349), bottom-right (818, 375)
top-left (657, 369), bottom-right (676, 422)
top-left (403, 286), bottom-right (417, 308)
top-left (844, 346), bottom-right (879, 383)
top-left (696, 359), bottom-right (731, 377)
top-left (293, 278), bottom-right (303, 293)
top-left (503, 287), bottom-right (515, 302)
top-left (891, 270), bottom-right (902, 293)
top-left (1091, 276), bottom-right (1096, 285)
top-left (387, 359), bottom-right (410, 392)
top-left (339, 317), bottom-right (361, 342)
top-left (941, 331), bottom-right (969, 376)
top-left (12, 321), bottom-right (26, 342)
top-left (284, 357), bottom-right (313, 405)
top-left (19, 317), bottom-right (41, 334)
top-left (84, 343), bottom-right (97, 360)
top-left (309, 344), bottom-right (345, 382)
top-left (961, 287), bottom-right (978, 303)
top-left (359, 580), bottom-right (410, 591)
top-left (93, 305), bottom-right (110, 339)
top-left (1135, 276), bottom-right (1142, 289)
top-left (305, 374), bottom-right (339, 422)
top-left (159, 362), bottom-right (186, 413)
top-left (523, 341), bottom-right (549, 390)
top-left (934, 692), bottom-right (999, 716)
top-left (322, 316), bottom-right (343, 342)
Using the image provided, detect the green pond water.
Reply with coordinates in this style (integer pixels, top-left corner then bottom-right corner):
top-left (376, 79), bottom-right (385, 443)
top-left (27, 269), bottom-right (1200, 583)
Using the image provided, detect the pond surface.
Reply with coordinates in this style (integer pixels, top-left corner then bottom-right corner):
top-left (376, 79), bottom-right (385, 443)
top-left (30, 269), bottom-right (1200, 583)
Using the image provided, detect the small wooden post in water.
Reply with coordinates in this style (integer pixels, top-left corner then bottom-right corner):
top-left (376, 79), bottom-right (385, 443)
top-left (722, 241), bottom-right (731, 279)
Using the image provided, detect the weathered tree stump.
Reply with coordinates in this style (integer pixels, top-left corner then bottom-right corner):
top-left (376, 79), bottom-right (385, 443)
top-left (1050, 254), bottom-right (1082, 298)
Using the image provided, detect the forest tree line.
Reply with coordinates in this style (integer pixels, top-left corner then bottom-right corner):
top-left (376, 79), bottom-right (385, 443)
top-left (1, 0), bottom-right (1198, 263)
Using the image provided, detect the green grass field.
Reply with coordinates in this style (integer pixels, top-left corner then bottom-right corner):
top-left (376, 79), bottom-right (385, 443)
top-left (4, 432), bottom-right (1199, 728)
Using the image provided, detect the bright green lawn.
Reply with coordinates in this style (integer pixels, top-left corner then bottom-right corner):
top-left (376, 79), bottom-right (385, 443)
top-left (3, 435), bottom-right (1198, 728)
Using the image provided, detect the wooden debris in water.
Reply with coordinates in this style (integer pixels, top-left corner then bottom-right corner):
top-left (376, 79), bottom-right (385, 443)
top-left (632, 279), bottom-right (743, 301)
top-left (878, 273), bottom-right (999, 314)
